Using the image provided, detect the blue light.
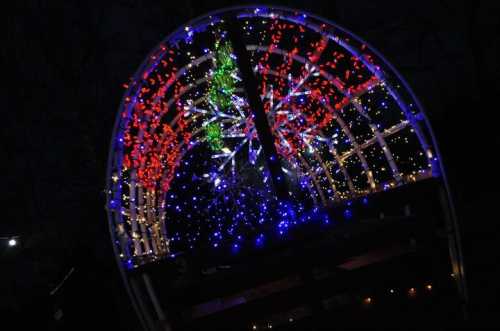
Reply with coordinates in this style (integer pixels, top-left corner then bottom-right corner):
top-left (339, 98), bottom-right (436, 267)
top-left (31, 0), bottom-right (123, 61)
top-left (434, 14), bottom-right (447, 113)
top-left (323, 215), bottom-right (330, 224)
top-left (126, 259), bottom-right (134, 270)
top-left (344, 209), bottom-right (352, 219)
top-left (255, 233), bottom-right (265, 248)
top-left (362, 197), bottom-right (368, 205)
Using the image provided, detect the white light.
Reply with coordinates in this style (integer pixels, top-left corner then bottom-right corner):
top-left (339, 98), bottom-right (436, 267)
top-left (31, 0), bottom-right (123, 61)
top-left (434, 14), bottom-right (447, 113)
top-left (8, 238), bottom-right (17, 247)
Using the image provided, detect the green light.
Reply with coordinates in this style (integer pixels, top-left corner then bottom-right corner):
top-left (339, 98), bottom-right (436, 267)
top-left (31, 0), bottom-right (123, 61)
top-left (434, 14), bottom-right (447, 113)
top-left (208, 40), bottom-right (237, 110)
top-left (205, 123), bottom-right (224, 151)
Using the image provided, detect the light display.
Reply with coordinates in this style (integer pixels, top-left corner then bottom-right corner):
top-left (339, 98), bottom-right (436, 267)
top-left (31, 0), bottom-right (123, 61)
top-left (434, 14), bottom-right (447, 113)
top-left (208, 40), bottom-right (238, 110)
top-left (106, 6), bottom-right (440, 268)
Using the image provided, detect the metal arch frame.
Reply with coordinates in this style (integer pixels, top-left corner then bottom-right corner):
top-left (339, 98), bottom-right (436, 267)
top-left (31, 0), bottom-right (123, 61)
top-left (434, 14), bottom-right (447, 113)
top-left (105, 5), bottom-right (467, 330)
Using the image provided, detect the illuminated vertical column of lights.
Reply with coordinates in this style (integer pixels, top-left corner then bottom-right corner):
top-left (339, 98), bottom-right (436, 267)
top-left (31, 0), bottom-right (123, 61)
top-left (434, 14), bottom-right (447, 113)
top-left (106, 6), bottom-right (439, 267)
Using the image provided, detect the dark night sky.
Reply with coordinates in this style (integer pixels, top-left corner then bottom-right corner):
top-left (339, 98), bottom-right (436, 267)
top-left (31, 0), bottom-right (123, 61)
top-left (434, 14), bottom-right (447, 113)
top-left (3, 1), bottom-right (499, 329)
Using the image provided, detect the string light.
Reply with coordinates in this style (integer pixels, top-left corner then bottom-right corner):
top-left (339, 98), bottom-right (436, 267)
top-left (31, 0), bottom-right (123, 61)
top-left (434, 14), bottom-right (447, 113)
top-left (107, 6), bottom-right (440, 266)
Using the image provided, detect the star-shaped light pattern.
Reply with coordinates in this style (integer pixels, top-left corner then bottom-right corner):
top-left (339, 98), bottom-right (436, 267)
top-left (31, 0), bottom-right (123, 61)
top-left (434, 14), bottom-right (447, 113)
top-left (106, 7), bottom-right (439, 268)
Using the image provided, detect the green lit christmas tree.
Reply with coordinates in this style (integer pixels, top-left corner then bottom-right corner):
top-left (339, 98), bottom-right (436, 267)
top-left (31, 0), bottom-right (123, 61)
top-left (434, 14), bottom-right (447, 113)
top-left (208, 40), bottom-right (237, 110)
top-left (204, 40), bottom-right (238, 151)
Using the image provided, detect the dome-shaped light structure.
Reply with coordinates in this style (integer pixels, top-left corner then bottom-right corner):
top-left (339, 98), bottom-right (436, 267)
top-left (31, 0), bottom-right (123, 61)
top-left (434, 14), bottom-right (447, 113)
top-left (105, 6), bottom-right (461, 276)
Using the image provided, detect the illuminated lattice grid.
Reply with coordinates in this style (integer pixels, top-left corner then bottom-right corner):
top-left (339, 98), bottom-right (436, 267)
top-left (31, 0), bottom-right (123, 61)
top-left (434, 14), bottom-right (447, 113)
top-left (106, 6), bottom-right (439, 267)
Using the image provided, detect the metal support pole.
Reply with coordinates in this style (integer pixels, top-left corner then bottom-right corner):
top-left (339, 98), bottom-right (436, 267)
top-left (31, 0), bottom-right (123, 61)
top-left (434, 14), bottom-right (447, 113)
top-left (438, 185), bottom-right (468, 319)
top-left (226, 19), bottom-right (289, 201)
top-left (130, 276), bottom-right (156, 331)
top-left (142, 273), bottom-right (171, 331)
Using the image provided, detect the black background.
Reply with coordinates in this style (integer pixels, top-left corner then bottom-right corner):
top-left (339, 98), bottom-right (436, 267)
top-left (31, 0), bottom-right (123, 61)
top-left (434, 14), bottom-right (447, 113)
top-left (3, 1), bottom-right (499, 329)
